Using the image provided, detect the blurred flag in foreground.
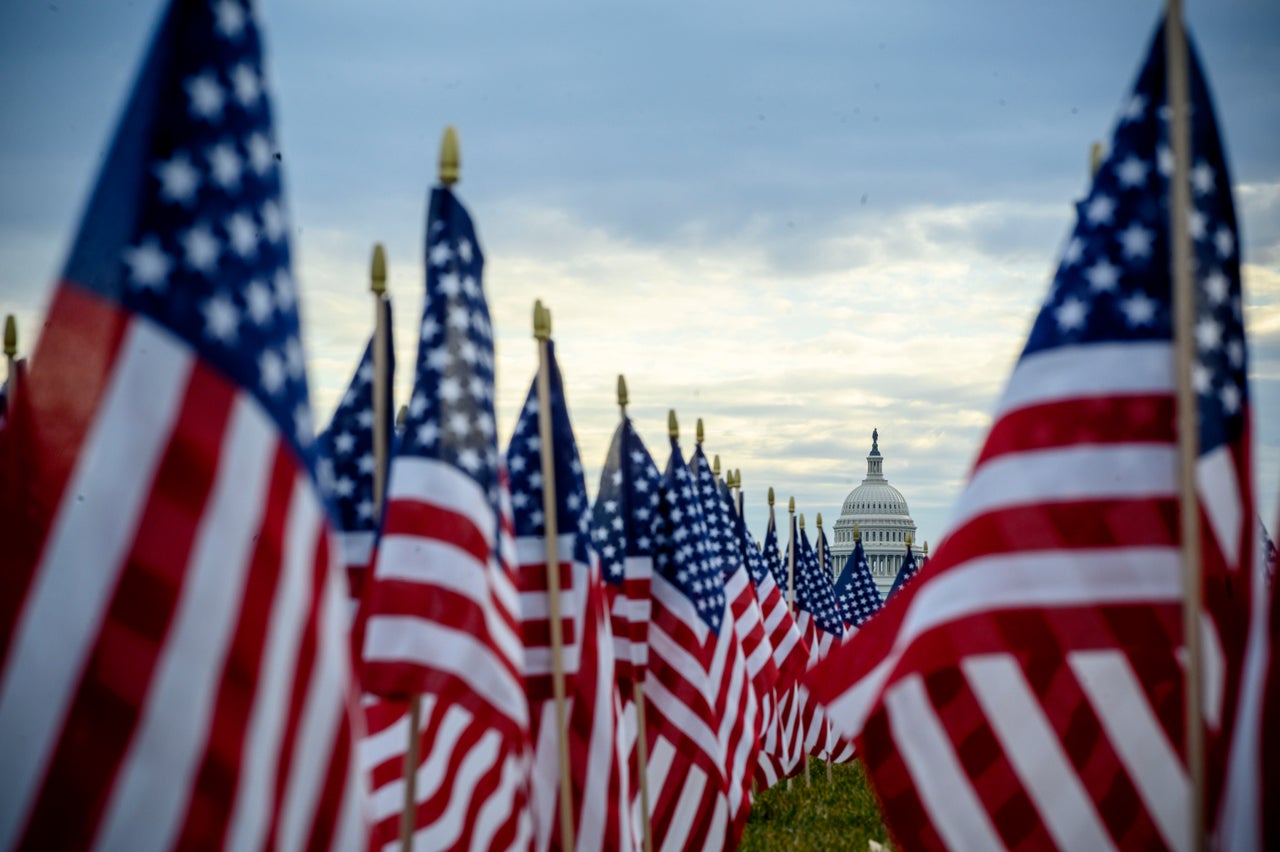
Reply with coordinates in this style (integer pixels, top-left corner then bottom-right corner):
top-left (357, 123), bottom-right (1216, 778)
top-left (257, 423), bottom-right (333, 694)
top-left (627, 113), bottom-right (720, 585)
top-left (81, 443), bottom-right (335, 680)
top-left (809, 17), bottom-right (1255, 850)
top-left (0, 1), bottom-right (367, 847)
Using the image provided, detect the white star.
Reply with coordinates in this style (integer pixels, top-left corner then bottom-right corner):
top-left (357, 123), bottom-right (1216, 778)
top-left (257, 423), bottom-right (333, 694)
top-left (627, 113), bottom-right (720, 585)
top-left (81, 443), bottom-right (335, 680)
top-left (1086, 258), bottom-right (1120, 291)
top-left (1226, 339), bottom-right (1244, 368)
top-left (438, 272), bottom-right (462, 297)
top-left (213, 0), bottom-right (247, 39)
top-left (462, 275), bottom-right (480, 298)
top-left (1118, 223), bottom-right (1153, 260)
top-left (284, 336), bottom-right (305, 378)
top-left (181, 225), bottom-right (220, 273)
top-left (426, 347), bottom-right (450, 373)
top-left (154, 152), bottom-right (200, 205)
top-left (420, 316), bottom-right (440, 341)
top-left (259, 349), bottom-right (285, 394)
top-left (230, 63), bottom-right (261, 107)
top-left (458, 448), bottom-right (482, 472)
top-left (429, 242), bottom-right (452, 266)
top-left (417, 421), bottom-right (440, 446)
top-left (357, 453), bottom-right (375, 474)
top-left (202, 292), bottom-right (238, 343)
top-left (1119, 293), bottom-right (1157, 327)
top-left (1191, 161), bottom-right (1215, 196)
top-left (275, 268), bottom-right (296, 312)
top-left (244, 279), bottom-right (273, 325)
top-left (334, 431), bottom-right (356, 454)
top-left (1205, 270), bottom-right (1230, 304)
top-left (123, 238), bottom-right (171, 290)
top-left (1116, 156), bottom-right (1148, 188)
top-left (1196, 317), bottom-right (1222, 351)
top-left (356, 362), bottom-right (374, 385)
top-left (225, 211), bottom-right (259, 258)
top-left (1158, 146), bottom-right (1175, 177)
top-left (1214, 227), bottom-right (1235, 259)
top-left (1189, 209), bottom-right (1207, 241)
top-left (447, 411), bottom-right (471, 437)
top-left (1085, 194), bottom-right (1116, 226)
top-left (457, 239), bottom-right (473, 263)
top-left (408, 392), bottom-right (427, 418)
top-left (457, 339), bottom-right (478, 365)
top-left (261, 200), bottom-right (286, 243)
top-left (356, 410), bottom-right (373, 429)
top-left (477, 412), bottom-right (495, 437)
top-left (1220, 383), bottom-right (1241, 414)
top-left (448, 305), bottom-right (470, 330)
top-left (1055, 297), bottom-right (1087, 331)
top-left (186, 72), bottom-right (225, 121)
top-left (356, 500), bottom-right (375, 521)
top-left (334, 476), bottom-right (355, 498)
top-left (246, 132), bottom-right (275, 175)
top-left (469, 376), bottom-right (488, 401)
top-left (439, 377), bottom-right (463, 403)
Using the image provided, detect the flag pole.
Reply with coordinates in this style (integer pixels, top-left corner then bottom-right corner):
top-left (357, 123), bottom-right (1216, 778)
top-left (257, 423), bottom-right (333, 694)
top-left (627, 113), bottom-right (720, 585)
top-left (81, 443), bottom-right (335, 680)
top-left (534, 300), bottom-right (577, 851)
top-left (799, 511), bottom-right (811, 786)
top-left (816, 513), bottom-right (834, 785)
top-left (371, 243), bottom-right (390, 517)
top-left (618, 376), bottom-right (655, 852)
top-left (1165, 2), bottom-right (1203, 848)
top-left (3, 315), bottom-right (15, 382)
top-left (400, 126), bottom-right (460, 852)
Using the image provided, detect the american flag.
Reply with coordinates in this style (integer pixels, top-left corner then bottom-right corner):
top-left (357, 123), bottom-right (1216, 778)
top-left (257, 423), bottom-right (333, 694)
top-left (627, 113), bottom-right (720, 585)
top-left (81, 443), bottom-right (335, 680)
top-left (315, 298), bottom-right (393, 606)
top-left (507, 341), bottom-right (635, 852)
top-left (832, 534), bottom-right (882, 631)
top-left (884, 540), bottom-right (919, 602)
top-left (764, 514), bottom-right (790, 597)
top-left (592, 415), bottom-right (661, 685)
top-left (0, 2), bottom-right (368, 848)
top-left (791, 523), bottom-right (844, 762)
top-left (808, 19), bottom-right (1255, 850)
top-left (643, 436), bottom-right (754, 851)
top-left (356, 183), bottom-right (532, 849)
top-left (732, 495), bottom-right (808, 689)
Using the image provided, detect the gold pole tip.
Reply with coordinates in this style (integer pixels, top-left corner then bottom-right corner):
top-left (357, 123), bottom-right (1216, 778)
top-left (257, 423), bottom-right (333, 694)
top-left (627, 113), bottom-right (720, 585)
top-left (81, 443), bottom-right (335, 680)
top-left (439, 126), bottom-right (460, 186)
top-left (816, 512), bottom-right (823, 528)
top-left (788, 496), bottom-right (795, 512)
top-left (735, 468), bottom-right (742, 487)
top-left (533, 300), bottom-right (551, 340)
top-left (617, 374), bottom-right (628, 410)
top-left (768, 487), bottom-right (775, 506)
top-left (1089, 141), bottom-right (1105, 178)
top-left (854, 523), bottom-right (861, 541)
top-left (696, 418), bottom-right (704, 446)
top-left (799, 513), bottom-right (805, 529)
top-left (668, 409), bottom-right (678, 438)
top-left (370, 243), bottom-right (387, 295)
top-left (923, 541), bottom-right (929, 555)
top-left (712, 454), bottom-right (720, 476)
top-left (3, 315), bottom-right (15, 358)
top-left (906, 532), bottom-right (913, 547)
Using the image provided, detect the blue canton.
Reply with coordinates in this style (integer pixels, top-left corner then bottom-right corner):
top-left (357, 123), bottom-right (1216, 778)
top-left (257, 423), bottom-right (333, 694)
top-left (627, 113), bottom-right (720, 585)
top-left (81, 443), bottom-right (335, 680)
top-left (73, 0), bottom-right (315, 462)
top-left (397, 187), bottom-right (499, 508)
top-left (887, 544), bottom-right (919, 601)
top-left (833, 537), bottom-right (882, 628)
top-left (1025, 23), bottom-right (1245, 458)
top-left (591, 417), bottom-right (662, 585)
top-left (690, 447), bottom-right (745, 581)
top-left (506, 341), bottom-right (592, 565)
top-left (763, 517), bottom-right (787, 595)
top-left (653, 439), bottom-right (726, 632)
top-left (796, 526), bottom-right (844, 638)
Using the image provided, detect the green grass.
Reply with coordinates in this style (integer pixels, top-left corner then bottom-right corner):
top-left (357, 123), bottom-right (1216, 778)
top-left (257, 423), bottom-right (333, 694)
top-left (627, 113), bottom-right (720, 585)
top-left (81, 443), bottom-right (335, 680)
top-left (740, 761), bottom-right (891, 851)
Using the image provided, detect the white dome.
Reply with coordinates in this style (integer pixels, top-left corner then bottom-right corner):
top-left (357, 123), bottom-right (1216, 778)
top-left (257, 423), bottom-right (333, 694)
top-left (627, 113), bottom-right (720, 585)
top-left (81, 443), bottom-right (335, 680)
top-left (841, 481), bottom-right (910, 517)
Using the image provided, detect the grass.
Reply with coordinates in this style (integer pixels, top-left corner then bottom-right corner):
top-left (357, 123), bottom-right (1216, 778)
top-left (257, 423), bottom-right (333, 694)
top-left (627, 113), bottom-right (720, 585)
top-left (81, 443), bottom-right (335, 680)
top-left (740, 760), bottom-right (891, 851)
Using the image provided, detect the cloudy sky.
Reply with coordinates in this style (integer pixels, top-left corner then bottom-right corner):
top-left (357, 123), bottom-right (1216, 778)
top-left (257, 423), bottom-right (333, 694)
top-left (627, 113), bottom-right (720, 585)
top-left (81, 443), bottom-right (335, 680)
top-left (1, 0), bottom-right (1277, 545)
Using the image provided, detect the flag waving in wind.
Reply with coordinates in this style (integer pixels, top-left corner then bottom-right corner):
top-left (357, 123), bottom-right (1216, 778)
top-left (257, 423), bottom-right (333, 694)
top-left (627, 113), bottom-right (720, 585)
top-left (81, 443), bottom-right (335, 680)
top-left (832, 530), bottom-right (882, 632)
top-left (808, 17), bottom-right (1255, 850)
top-left (0, 1), bottom-right (367, 848)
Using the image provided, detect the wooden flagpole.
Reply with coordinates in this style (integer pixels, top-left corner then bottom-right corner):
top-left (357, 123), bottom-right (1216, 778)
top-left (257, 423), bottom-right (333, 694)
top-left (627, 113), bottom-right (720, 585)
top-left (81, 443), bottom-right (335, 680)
top-left (3, 315), bottom-right (15, 381)
top-left (1165, 2), bottom-right (1204, 848)
top-left (816, 513), bottom-right (833, 784)
top-left (534, 300), bottom-right (577, 851)
top-left (618, 375), bottom-right (655, 852)
top-left (798, 512), bottom-right (811, 786)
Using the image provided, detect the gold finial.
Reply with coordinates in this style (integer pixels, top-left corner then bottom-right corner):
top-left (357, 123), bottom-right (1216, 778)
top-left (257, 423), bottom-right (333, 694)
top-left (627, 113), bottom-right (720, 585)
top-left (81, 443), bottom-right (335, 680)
top-left (735, 468), bottom-right (741, 488)
top-left (439, 126), bottom-right (460, 186)
top-left (768, 487), bottom-right (775, 506)
top-left (906, 532), bottom-right (913, 547)
top-left (854, 523), bottom-right (861, 541)
top-left (923, 541), bottom-right (929, 556)
top-left (799, 513), bottom-right (805, 529)
top-left (3, 315), bottom-right (15, 359)
top-left (713, 454), bottom-right (720, 476)
top-left (370, 243), bottom-right (387, 295)
top-left (533, 299), bottom-right (551, 340)
top-left (816, 512), bottom-right (823, 529)
top-left (696, 418), bottom-right (704, 446)
top-left (788, 496), bottom-right (795, 513)
top-left (617, 374), bottom-right (628, 412)
top-left (1089, 141), bottom-right (1105, 178)
top-left (668, 409), bottom-right (678, 439)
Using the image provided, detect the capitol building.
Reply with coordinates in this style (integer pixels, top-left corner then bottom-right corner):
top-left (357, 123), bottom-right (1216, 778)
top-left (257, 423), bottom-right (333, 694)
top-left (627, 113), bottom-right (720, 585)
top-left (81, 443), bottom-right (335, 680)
top-left (830, 429), bottom-right (923, 598)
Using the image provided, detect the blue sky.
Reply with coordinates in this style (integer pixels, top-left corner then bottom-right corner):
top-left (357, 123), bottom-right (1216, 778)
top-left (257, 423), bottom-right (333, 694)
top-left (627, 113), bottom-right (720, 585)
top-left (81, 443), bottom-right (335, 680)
top-left (1, 0), bottom-right (1277, 544)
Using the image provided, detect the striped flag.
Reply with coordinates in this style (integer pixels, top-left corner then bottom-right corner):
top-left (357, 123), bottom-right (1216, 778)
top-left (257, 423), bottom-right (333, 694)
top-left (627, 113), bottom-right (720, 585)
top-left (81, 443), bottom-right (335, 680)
top-left (315, 297), bottom-right (393, 607)
top-left (791, 523), bottom-right (845, 762)
top-left (733, 497), bottom-right (808, 690)
top-left (644, 435), bottom-right (755, 851)
top-left (753, 514), bottom-right (807, 786)
top-left (832, 532), bottom-right (882, 632)
top-left (808, 18), bottom-right (1255, 850)
top-left (884, 539), bottom-right (919, 602)
top-left (356, 182), bottom-right (532, 849)
top-left (0, 1), bottom-right (368, 848)
top-left (506, 341), bottom-right (635, 852)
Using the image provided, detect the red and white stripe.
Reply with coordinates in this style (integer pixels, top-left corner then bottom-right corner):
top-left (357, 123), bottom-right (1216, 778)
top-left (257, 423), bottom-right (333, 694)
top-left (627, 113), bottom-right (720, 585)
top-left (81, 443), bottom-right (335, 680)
top-left (0, 295), bottom-right (368, 851)
top-left (809, 341), bottom-right (1194, 850)
top-left (750, 561), bottom-right (808, 692)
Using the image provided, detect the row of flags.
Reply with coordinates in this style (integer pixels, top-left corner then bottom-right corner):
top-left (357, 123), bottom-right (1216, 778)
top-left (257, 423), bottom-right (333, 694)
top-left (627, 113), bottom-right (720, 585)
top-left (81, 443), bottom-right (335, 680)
top-left (0, 2), bottom-right (1275, 851)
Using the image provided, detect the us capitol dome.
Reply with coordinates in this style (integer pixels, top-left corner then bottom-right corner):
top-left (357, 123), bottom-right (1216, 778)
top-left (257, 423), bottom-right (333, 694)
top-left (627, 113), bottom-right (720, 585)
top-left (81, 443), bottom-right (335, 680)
top-left (830, 429), bottom-right (923, 598)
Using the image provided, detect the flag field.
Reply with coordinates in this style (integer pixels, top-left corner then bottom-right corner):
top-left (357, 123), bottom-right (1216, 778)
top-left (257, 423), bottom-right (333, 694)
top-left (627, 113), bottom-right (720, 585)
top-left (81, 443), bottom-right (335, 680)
top-left (741, 761), bottom-right (889, 851)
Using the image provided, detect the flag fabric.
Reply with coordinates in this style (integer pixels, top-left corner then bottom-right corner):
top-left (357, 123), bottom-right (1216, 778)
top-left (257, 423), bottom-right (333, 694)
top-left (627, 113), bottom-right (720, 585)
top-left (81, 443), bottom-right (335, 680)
top-left (506, 342), bottom-right (635, 852)
top-left (791, 524), bottom-right (845, 763)
top-left (734, 502), bottom-right (808, 690)
top-left (884, 540), bottom-right (919, 602)
top-left (315, 298), bottom-right (393, 607)
top-left (764, 514), bottom-right (791, 597)
top-left (833, 534), bottom-right (882, 631)
top-left (591, 416), bottom-right (660, 686)
top-left (0, 1), bottom-right (369, 848)
top-left (643, 437), bottom-right (755, 851)
top-left (356, 184), bottom-right (531, 850)
top-left (808, 19), bottom-right (1252, 850)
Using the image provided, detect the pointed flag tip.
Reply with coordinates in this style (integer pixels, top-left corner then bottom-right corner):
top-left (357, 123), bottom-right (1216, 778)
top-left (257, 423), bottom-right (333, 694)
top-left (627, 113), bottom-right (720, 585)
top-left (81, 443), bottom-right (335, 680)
top-left (439, 126), bottom-right (460, 186)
